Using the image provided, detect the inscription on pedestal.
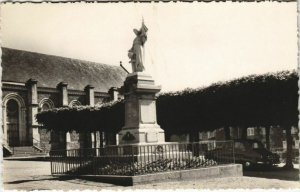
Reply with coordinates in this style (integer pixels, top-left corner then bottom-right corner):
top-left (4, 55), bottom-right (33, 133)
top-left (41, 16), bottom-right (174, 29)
top-left (126, 101), bottom-right (138, 126)
top-left (146, 132), bottom-right (158, 143)
top-left (140, 100), bottom-right (156, 124)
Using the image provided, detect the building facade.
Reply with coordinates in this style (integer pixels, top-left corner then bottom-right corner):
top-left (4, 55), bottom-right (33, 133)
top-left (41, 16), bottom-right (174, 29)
top-left (199, 126), bottom-right (299, 151)
top-left (2, 48), bottom-right (127, 152)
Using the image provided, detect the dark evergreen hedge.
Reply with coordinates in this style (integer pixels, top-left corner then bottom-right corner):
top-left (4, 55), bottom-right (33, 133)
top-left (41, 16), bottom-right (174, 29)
top-left (157, 70), bottom-right (298, 136)
top-left (36, 100), bottom-right (124, 133)
top-left (36, 70), bottom-right (298, 135)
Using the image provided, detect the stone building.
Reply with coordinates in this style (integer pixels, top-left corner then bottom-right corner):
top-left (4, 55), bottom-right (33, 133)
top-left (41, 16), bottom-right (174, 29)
top-left (199, 126), bottom-right (299, 151)
top-left (2, 47), bottom-right (127, 154)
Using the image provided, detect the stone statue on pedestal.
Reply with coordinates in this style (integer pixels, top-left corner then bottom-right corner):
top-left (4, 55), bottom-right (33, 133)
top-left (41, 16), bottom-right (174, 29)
top-left (118, 21), bottom-right (165, 146)
top-left (128, 21), bottom-right (148, 72)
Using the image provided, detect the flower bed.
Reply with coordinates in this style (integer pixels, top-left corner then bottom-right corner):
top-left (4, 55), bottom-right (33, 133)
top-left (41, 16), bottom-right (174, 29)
top-left (51, 141), bottom-right (233, 176)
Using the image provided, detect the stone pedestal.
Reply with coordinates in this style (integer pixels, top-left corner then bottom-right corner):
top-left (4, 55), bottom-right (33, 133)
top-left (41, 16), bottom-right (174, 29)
top-left (118, 72), bottom-right (165, 145)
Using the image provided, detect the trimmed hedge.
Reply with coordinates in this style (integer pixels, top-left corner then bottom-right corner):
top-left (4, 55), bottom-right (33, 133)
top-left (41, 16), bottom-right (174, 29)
top-left (36, 70), bottom-right (298, 135)
top-left (36, 100), bottom-right (124, 133)
top-left (157, 70), bottom-right (298, 136)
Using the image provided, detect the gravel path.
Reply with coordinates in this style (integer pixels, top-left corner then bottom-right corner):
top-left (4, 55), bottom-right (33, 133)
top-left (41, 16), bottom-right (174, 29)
top-left (3, 160), bottom-right (300, 190)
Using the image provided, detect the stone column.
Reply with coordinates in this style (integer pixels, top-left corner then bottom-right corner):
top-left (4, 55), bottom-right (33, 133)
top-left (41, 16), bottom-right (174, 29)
top-left (26, 79), bottom-right (39, 146)
top-left (117, 72), bottom-right (165, 145)
top-left (107, 87), bottom-right (119, 146)
top-left (66, 132), bottom-right (71, 150)
top-left (109, 87), bottom-right (119, 101)
top-left (56, 82), bottom-right (68, 149)
top-left (56, 82), bottom-right (68, 107)
top-left (84, 85), bottom-right (98, 149)
top-left (85, 85), bottom-right (95, 107)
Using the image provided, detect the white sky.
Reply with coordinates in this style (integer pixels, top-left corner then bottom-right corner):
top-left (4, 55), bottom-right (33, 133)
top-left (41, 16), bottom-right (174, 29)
top-left (1, 2), bottom-right (297, 92)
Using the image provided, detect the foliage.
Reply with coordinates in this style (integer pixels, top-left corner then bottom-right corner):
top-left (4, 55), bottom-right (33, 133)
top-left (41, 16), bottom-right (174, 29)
top-left (98, 157), bottom-right (218, 175)
top-left (36, 100), bottom-right (124, 133)
top-left (66, 156), bottom-right (218, 176)
top-left (37, 70), bottom-right (297, 136)
top-left (157, 70), bottom-right (298, 135)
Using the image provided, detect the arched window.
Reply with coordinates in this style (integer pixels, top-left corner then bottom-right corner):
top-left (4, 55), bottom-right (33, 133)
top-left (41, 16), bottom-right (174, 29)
top-left (38, 98), bottom-right (55, 150)
top-left (41, 103), bottom-right (50, 111)
top-left (6, 100), bottom-right (19, 146)
top-left (3, 93), bottom-right (26, 146)
top-left (69, 100), bottom-right (81, 107)
top-left (39, 98), bottom-right (55, 112)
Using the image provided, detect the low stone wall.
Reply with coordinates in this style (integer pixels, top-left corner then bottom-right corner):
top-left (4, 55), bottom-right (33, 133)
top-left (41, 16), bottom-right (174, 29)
top-left (132, 164), bottom-right (242, 185)
top-left (57, 164), bottom-right (242, 186)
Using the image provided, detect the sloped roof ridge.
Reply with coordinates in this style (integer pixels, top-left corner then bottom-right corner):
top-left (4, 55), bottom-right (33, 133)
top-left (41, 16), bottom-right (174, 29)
top-left (1, 47), bottom-right (127, 92)
top-left (2, 47), bottom-right (120, 70)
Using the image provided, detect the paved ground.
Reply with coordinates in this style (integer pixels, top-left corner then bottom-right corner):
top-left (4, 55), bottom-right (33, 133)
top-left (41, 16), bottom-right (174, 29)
top-left (243, 163), bottom-right (299, 181)
top-left (3, 160), bottom-right (300, 190)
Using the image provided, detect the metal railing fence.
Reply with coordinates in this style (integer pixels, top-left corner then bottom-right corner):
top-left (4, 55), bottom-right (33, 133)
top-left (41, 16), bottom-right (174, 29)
top-left (50, 140), bottom-right (234, 176)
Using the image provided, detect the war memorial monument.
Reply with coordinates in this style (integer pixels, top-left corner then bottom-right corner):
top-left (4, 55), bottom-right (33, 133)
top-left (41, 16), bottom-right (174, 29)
top-left (35, 22), bottom-right (242, 185)
top-left (117, 21), bottom-right (166, 146)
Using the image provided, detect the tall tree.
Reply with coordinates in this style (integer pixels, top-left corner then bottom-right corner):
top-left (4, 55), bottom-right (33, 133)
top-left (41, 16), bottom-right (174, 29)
top-left (265, 126), bottom-right (270, 150)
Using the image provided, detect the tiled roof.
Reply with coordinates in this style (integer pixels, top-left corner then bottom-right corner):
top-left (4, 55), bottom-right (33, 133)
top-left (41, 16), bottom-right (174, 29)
top-left (2, 47), bottom-right (127, 92)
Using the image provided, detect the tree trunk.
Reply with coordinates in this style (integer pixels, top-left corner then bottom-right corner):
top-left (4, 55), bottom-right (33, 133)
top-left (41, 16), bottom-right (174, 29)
top-left (100, 132), bottom-right (104, 148)
top-left (241, 127), bottom-right (247, 140)
top-left (93, 131), bottom-right (97, 148)
top-left (284, 125), bottom-right (294, 170)
top-left (85, 131), bottom-right (91, 148)
top-left (265, 127), bottom-right (270, 150)
top-left (224, 126), bottom-right (231, 140)
top-left (190, 130), bottom-right (199, 142)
